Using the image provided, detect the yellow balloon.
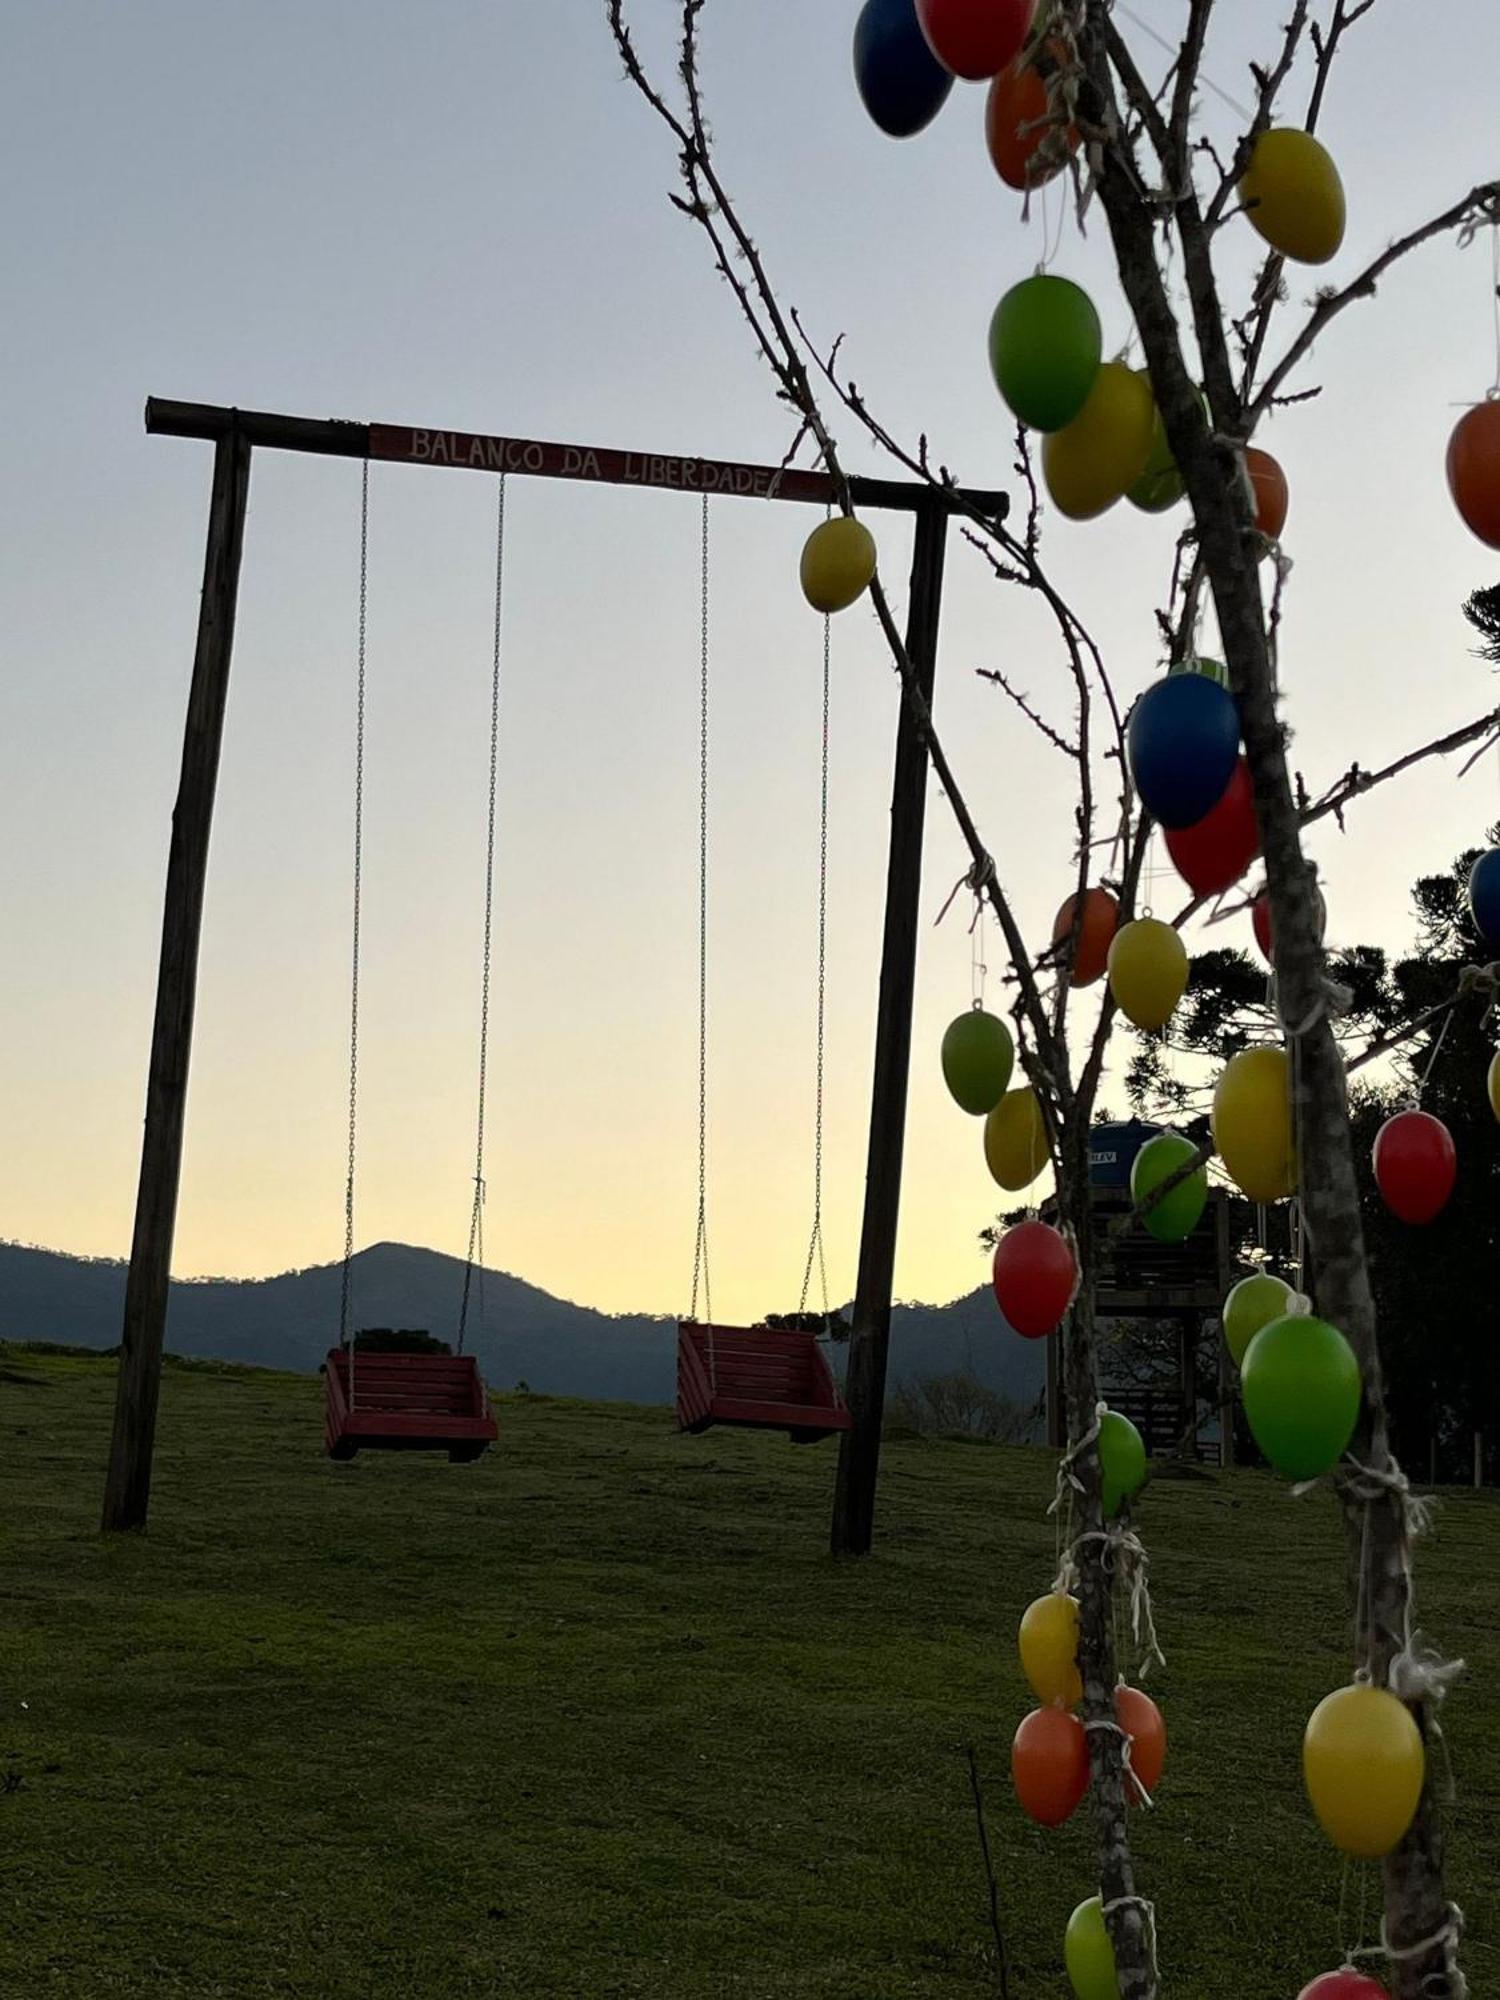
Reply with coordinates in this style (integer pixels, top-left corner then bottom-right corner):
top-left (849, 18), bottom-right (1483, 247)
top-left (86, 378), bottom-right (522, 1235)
top-left (1212, 1046), bottom-right (1296, 1201)
top-left (1106, 917), bottom-right (1188, 1031)
top-left (1019, 1592), bottom-right (1083, 1707)
top-left (984, 1087), bottom-right (1050, 1191)
top-left (1304, 1684), bottom-right (1424, 1859)
top-left (799, 516), bottom-right (876, 613)
top-left (1239, 128), bottom-right (1346, 265)
top-left (1042, 362), bottom-right (1156, 521)
top-left (1488, 1049), bottom-right (1500, 1122)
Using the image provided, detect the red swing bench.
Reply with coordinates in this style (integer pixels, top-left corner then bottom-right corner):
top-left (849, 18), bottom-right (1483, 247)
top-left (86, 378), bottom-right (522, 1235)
top-left (323, 1348), bottom-right (498, 1462)
top-left (676, 1321), bottom-right (852, 1444)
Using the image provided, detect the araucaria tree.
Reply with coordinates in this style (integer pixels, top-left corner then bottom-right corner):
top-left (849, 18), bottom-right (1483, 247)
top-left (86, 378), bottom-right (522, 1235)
top-left (608, 4), bottom-right (1499, 1994)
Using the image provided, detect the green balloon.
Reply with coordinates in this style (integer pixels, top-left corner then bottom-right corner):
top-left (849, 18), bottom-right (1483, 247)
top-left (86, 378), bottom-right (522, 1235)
top-left (1130, 1131), bottom-right (1207, 1243)
top-left (1064, 1896), bottom-right (1118, 2000)
top-left (1098, 1409), bottom-right (1147, 1516)
top-left (1223, 1271), bottom-right (1294, 1366)
top-left (1167, 654), bottom-right (1229, 687)
top-left (1128, 411), bottom-right (1185, 512)
top-left (1240, 1314), bottom-right (1362, 1479)
top-left (988, 276), bottom-right (1102, 434)
top-left (940, 1008), bottom-right (1014, 1116)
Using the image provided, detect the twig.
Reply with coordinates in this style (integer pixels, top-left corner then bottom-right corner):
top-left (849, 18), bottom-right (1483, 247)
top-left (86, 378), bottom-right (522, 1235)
top-left (964, 1746), bottom-right (1012, 2000)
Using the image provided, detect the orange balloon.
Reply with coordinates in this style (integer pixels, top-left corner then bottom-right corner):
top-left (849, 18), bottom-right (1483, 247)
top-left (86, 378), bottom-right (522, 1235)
top-left (1052, 887), bottom-right (1118, 987)
top-left (1447, 402), bottom-right (1500, 549)
top-left (1011, 1705), bottom-right (1089, 1826)
top-left (1246, 446), bottom-right (1289, 540)
top-left (984, 49), bottom-right (1077, 191)
top-left (1114, 1685), bottom-right (1166, 1804)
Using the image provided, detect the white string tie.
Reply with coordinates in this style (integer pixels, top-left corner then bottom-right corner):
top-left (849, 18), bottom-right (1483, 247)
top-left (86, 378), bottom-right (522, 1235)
top-left (1100, 1892), bottom-right (1160, 1979)
top-left (1085, 1715), bottom-right (1156, 1809)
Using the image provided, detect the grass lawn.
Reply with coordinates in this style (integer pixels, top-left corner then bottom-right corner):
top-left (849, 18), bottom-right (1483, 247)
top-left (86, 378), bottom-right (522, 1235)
top-left (1, 1346), bottom-right (1496, 1997)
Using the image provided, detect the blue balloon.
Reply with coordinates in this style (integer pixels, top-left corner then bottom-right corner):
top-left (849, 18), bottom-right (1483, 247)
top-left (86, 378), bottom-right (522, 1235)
top-left (853, 0), bottom-right (955, 138)
top-left (1469, 848), bottom-right (1500, 945)
top-left (1127, 675), bottom-right (1242, 830)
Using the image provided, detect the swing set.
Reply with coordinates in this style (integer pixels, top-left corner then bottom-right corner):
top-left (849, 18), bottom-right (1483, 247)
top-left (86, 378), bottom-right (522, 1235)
top-left (101, 398), bottom-right (1004, 1542)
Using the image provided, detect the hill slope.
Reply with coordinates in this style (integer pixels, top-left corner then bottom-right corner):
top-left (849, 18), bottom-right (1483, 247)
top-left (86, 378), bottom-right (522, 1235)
top-left (0, 1238), bottom-right (1044, 1406)
top-left (1, 1348), bottom-right (1494, 1999)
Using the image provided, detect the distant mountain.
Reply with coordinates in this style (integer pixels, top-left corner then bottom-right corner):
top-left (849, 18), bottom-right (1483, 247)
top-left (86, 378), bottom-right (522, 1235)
top-left (0, 1240), bottom-right (1043, 1410)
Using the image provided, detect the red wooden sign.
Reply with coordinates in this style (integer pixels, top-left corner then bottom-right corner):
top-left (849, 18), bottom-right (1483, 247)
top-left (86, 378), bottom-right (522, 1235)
top-left (367, 423), bottom-right (835, 504)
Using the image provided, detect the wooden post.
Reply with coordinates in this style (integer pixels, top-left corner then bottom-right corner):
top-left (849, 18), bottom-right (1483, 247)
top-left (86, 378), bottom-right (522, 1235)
top-left (831, 498), bottom-right (947, 1558)
top-left (102, 423), bottom-right (252, 1532)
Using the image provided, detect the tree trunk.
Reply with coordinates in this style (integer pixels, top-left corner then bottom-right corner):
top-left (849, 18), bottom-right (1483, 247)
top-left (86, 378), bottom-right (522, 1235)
top-left (1057, 1125), bottom-right (1156, 2000)
top-left (1080, 13), bottom-right (1461, 1992)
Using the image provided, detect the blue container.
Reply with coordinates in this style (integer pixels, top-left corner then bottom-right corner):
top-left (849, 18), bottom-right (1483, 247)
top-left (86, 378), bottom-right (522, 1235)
top-left (1089, 1120), bottom-right (1161, 1189)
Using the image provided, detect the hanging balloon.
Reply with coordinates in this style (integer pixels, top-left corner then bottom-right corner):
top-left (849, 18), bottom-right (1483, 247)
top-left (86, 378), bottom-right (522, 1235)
top-left (1239, 129), bottom-right (1346, 264)
top-left (1043, 364), bottom-right (1157, 520)
top-left (941, 1007), bottom-right (1015, 1114)
top-left (992, 1219), bottom-right (1076, 1338)
top-left (853, 0), bottom-right (957, 137)
top-left (1304, 1684), bottom-right (1425, 1859)
top-left (984, 49), bottom-right (1076, 190)
top-left (1052, 887), bottom-right (1118, 986)
top-left (1240, 1314), bottom-right (1361, 1479)
top-left (1222, 1270), bottom-right (1296, 1367)
top-left (800, 516), bottom-right (876, 612)
top-left (1297, 1974), bottom-right (1392, 2000)
top-left (1165, 758), bottom-right (1261, 898)
top-left (984, 1086), bottom-right (1050, 1189)
top-left (1372, 1109), bottom-right (1457, 1225)
top-left (1251, 881), bottom-right (1328, 965)
top-left (1246, 446), bottom-right (1290, 540)
top-left (1064, 1897), bottom-right (1118, 2000)
top-left (916, 0), bottom-right (1033, 80)
top-left (1167, 654), bottom-right (1229, 687)
top-left (1114, 1685), bottom-right (1166, 1804)
top-left (1126, 673), bottom-right (1241, 828)
top-left (1127, 388), bottom-right (1209, 513)
top-left (1012, 1705), bottom-right (1089, 1826)
top-left (1130, 1131), bottom-right (1207, 1243)
top-left (1019, 1591), bottom-right (1082, 1707)
top-left (1212, 1044), bottom-right (1296, 1200)
top-left (988, 275), bottom-right (1102, 433)
top-left (1127, 410), bottom-right (1185, 513)
top-left (1447, 402), bottom-right (1500, 549)
top-left (1098, 1407), bottom-right (1146, 1515)
top-left (1106, 917), bottom-right (1188, 1031)
top-left (1467, 847), bottom-right (1500, 944)
top-left (1489, 1049), bottom-right (1500, 1122)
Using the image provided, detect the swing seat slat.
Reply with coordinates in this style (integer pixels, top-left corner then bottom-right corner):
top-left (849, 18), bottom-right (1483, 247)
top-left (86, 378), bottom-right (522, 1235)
top-left (675, 1322), bottom-right (851, 1443)
top-left (323, 1350), bottom-right (498, 1460)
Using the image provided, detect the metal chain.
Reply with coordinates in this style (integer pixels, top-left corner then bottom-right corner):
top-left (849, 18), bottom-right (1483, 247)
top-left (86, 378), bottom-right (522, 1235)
top-left (338, 459), bottom-right (370, 1394)
top-left (458, 473), bottom-right (507, 1355)
top-left (690, 492), bottom-right (714, 1345)
top-left (798, 605), bottom-right (831, 1326)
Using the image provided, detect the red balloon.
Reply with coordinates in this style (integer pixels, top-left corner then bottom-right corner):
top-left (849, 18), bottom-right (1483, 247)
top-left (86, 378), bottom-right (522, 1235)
top-left (1114, 1685), bottom-right (1166, 1804)
top-left (1251, 882), bottom-right (1327, 964)
top-left (1297, 1976), bottom-right (1389, 2000)
top-left (1164, 758), bottom-right (1260, 898)
top-left (1447, 401), bottom-right (1500, 550)
top-left (917, 0), bottom-right (1033, 79)
top-left (1011, 1705), bottom-right (1088, 1826)
top-left (1246, 445), bottom-right (1289, 539)
top-left (984, 47), bottom-right (1076, 189)
top-left (1372, 1109), bottom-right (1457, 1225)
top-left (992, 1220), bottom-right (1076, 1338)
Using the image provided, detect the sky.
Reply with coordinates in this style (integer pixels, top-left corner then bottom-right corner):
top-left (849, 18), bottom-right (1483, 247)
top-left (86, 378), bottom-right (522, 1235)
top-left (4, 3), bottom-right (1499, 1325)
